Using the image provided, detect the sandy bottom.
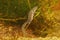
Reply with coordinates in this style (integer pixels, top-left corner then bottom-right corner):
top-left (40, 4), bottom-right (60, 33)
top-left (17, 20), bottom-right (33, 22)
top-left (0, 23), bottom-right (60, 40)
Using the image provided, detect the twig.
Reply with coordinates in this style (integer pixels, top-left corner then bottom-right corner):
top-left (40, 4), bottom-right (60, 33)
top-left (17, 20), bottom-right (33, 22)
top-left (0, 17), bottom-right (26, 21)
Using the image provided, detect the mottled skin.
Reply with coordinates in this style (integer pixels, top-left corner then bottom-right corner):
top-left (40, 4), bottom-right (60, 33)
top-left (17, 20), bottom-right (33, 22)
top-left (22, 6), bottom-right (38, 37)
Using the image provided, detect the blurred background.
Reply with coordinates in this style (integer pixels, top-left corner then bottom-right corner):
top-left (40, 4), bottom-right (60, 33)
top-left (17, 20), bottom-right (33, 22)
top-left (0, 0), bottom-right (60, 39)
